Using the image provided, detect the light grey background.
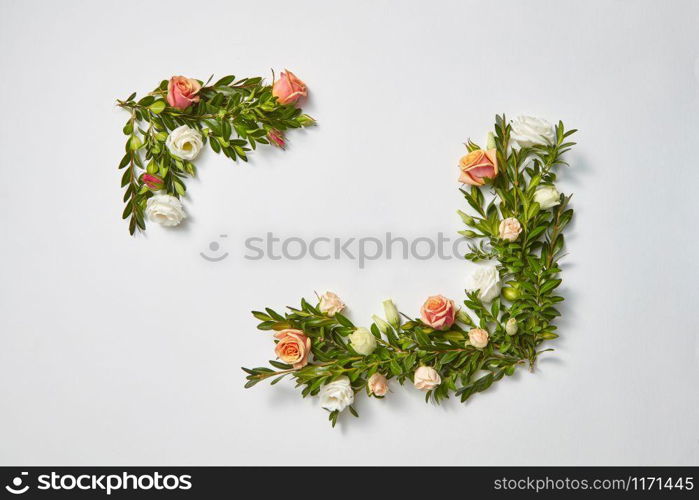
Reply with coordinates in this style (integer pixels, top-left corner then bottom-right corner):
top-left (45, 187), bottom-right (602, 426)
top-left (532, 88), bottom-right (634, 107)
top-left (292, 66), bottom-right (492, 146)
top-left (0, 0), bottom-right (697, 465)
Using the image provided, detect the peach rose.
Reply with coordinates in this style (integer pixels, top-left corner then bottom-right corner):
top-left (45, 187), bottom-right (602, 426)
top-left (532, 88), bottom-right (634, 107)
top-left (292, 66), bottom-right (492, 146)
top-left (274, 329), bottom-right (311, 368)
top-left (458, 149), bottom-right (498, 186)
top-left (499, 217), bottom-right (522, 242)
top-left (368, 373), bottom-right (389, 397)
top-left (413, 366), bottom-right (441, 391)
top-left (272, 70), bottom-right (307, 105)
top-left (167, 76), bottom-right (201, 110)
top-left (420, 295), bottom-right (456, 330)
top-left (468, 328), bottom-right (489, 349)
top-left (319, 291), bottom-right (345, 317)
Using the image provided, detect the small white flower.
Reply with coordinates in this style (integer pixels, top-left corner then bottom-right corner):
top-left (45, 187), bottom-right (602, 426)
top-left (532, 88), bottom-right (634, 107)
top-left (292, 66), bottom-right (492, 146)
top-left (534, 185), bottom-right (561, 210)
top-left (349, 327), bottom-right (377, 356)
top-left (319, 376), bottom-right (354, 412)
top-left (510, 116), bottom-right (555, 149)
top-left (165, 125), bottom-right (203, 160)
top-left (505, 318), bottom-right (518, 336)
top-left (467, 264), bottom-right (502, 303)
top-left (145, 194), bottom-right (186, 227)
top-left (413, 366), bottom-right (441, 391)
top-left (319, 291), bottom-right (345, 317)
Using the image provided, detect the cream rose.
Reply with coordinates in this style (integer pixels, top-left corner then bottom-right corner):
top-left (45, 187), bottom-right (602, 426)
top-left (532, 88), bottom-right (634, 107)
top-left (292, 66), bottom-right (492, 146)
top-left (510, 116), bottom-right (555, 148)
top-left (349, 327), bottom-right (377, 356)
top-left (368, 373), bottom-right (389, 397)
top-left (319, 376), bottom-right (354, 412)
top-left (413, 366), bottom-right (441, 391)
top-left (534, 185), bottom-right (561, 210)
top-left (165, 125), bottom-right (203, 161)
top-left (319, 291), bottom-right (345, 317)
top-left (145, 194), bottom-right (186, 227)
top-left (468, 328), bottom-right (489, 349)
top-left (499, 217), bottom-right (522, 242)
top-left (468, 264), bottom-right (502, 303)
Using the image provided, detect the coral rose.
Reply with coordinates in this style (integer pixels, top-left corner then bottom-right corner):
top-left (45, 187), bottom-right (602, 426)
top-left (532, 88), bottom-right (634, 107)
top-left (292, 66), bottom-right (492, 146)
top-left (273, 329), bottom-right (311, 368)
top-left (458, 149), bottom-right (498, 186)
top-left (167, 76), bottom-right (201, 110)
top-left (420, 295), bottom-right (456, 330)
top-left (272, 70), bottom-right (307, 105)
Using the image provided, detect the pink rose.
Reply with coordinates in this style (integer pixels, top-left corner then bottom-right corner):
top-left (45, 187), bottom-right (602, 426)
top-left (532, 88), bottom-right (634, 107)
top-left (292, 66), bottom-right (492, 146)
top-left (272, 70), bottom-right (307, 106)
top-left (499, 217), bottom-right (522, 242)
top-left (420, 295), bottom-right (456, 330)
top-left (274, 329), bottom-right (311, 369)
top-left (458, 149), bottom-right (498, 186)
top-left (368, 373), bottom-right (389, 397)
top-left (167, 76), bottom-right (201, 110)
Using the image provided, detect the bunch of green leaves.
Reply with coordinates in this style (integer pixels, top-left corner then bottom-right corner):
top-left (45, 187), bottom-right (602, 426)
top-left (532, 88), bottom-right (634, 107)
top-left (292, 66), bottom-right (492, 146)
top-left (116, 74), bottom-right (316, 234)
top-left (242, 114), bottom-right (576, 426)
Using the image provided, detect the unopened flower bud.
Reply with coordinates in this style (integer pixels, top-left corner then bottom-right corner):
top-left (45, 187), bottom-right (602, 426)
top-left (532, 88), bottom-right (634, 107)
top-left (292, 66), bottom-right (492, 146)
top-left (505, 318), bottom-right (518, 336)
top-left (372, 315), bottom-right (391, 334)
top-left (486, 131), bottom-right (497, 150)
top-left (502, 286), bottom-right (521, 301)
top-left (457, 210), bottom-right (473, 226)
top-left (267, 129), bottom-right (286, 149)
top-left (382, 299), bottom-right (400, 329)
top-left (141, 173), bottom-right (164, 190)
top-left (298, 114), bottom-right (316, 127)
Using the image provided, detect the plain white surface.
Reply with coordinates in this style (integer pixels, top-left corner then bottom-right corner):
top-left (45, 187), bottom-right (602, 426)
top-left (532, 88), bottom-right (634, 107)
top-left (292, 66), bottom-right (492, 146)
top-left (0, 0), bottom-right (698, 465)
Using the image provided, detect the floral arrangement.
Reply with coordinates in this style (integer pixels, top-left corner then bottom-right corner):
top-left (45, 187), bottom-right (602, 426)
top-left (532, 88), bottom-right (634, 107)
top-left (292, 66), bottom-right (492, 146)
top-left (116, 70), bottom-right (314, 234)
top-left (243, 115), bottom-right (576, 426)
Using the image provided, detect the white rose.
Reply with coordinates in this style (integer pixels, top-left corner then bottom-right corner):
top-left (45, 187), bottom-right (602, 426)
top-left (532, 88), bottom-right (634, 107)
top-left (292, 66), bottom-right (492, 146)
top-left (319, 376), bottom-right (354, 412)
top-left (468, 264), bottom-right (502, 303)
top-left (165, 125), bottom-right (203, 160)
top-left (505, 318), bottom-right (518, 336)
top-left (534, 185), bottom-right (561, 210)
top-left (145, 194), bottom-right (186, 227)
top-left (510, 116), bottom-right (555, 148)
top-left (349, 327), bottom-right (377, 356)
top-left (413, 366), bottom-right (441, 391)
top-left (319, 291), bottom-right (345, 317)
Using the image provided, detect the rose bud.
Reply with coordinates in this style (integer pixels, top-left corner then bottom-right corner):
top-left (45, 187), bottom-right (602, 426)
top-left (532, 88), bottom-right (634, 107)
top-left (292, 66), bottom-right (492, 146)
top-left (534, 185), bottom-right (561, 210)
top-left (499, 217), bottom-right (522, 242)
top-left (319, 291), bottom-right (345, 317)
top-left (267, 129), bottom-right (286, 149)
top-left (368, 373), bottom-right (389, 397)
top-left (382, 299), bottom-right (401, 329)
top-left (272, 70), bottom-right (308, 106)
top-left (420, 295), bottom-right (456, 330)
top-left (167, 76), bottom-right (201, 110)
top-left (458, 148), bottom-right (498, 186)
top-left (141, 173), bottom-right (164, 191)
top-left (505, 318), bottom-right (518, 336)
top-left (468, 328), bottom-right (489, 349)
